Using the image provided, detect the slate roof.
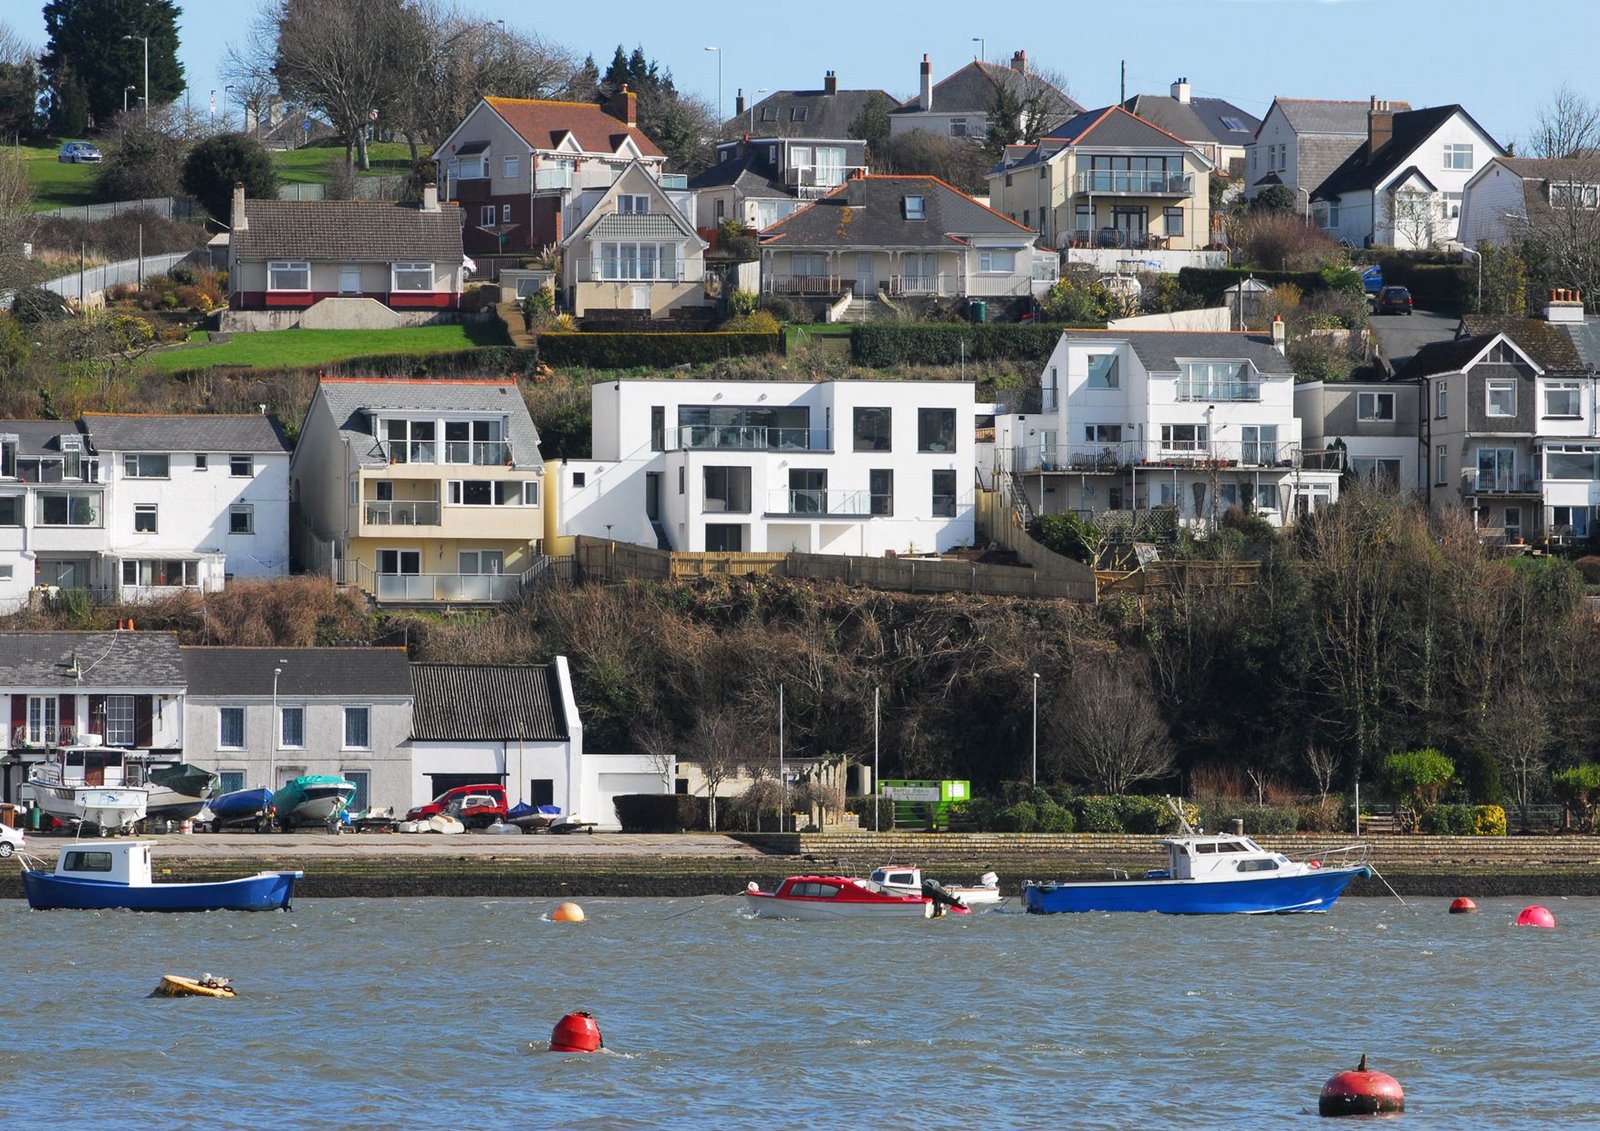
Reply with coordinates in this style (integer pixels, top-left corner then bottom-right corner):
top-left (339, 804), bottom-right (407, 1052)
top-left (1039, 106), bottom-right (1195, 151)
top-left (760, 175), bottom-right (1034, 248)
top-left (688, 153), bottom-right (789, 197)
top-left (1064, 330), bottom-right (1294, 376)
top-left (1312, 105), bottom-right (1501, 200)
top-left (1485, 156), bottom-right (1600, 227)
top-left (485, 96), bottom-right (664, 159)
top-left (0, 420), bottom-right (86, 457)
top-left (1267, 98), bottom-right (1407, 137)
top-left (1122, 94), bottom-right (1260, 149)
top-left (410, 663), bottom-right (568, 742)
top-left (82, 413), bottom-right (291, 455)
top-left (1563, 318), bottom-right (1600, 371)
top-left (1459, 318), bottom-right (1585, 371)
top-left (0, 632), bottom-right (185, 689)
top-left (1395, 334), bottom-right (1504, 380)
top-left (724, 84), bottom-right (897, 140)
top-left (181, 647), bottom-right (412, 698)
top-left (233, 199), bottom-right (465, 263)
top-left (891, 61), bottom-right (1082, 120)
top-left (313, 378), bottom-right (542, 470)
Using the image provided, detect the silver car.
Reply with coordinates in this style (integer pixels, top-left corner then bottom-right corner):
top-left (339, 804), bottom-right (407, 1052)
top-left (58, 141), bottom-right (103, 163)
top-left (0, 822), bottom-right (24, 857)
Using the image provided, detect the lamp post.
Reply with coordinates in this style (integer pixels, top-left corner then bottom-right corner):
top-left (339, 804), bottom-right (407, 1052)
top-left (704, 45), bottom-right (721, 123)
top-left (122, 34), bottom-right (148, 117)
top-left (749, 87), bottom-right (768, 134)
top-left (873, 686), bottom-right (880, 832)
top-left (1030, 672), bottom-right (1039, 786)
top-left (270, 664), bottom-right (282, 792)
top-left (777, 682), bottom-right (785, 829)
top-left (1461, 245), bottom-right (1483, 312)
top-left (1295, 185), bottom-right (1311, 222)
top-left (972, 36), bottom-right (985, 62)
top-left (224, 84), bottom-right (235, 132)
top-left (125, 85), bottom-right (137, 114)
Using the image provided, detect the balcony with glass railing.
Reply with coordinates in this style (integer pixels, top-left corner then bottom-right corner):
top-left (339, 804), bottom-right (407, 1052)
top-left (376, 439), bottom-right (514, 466)
top-left (1074, 170), bottom-right (1194, 195)
top-left (363, 500), bottom-right (441, 527)
top-left (765, 488), bottom-right (871, 517)
top-left (1006, 440), bottom-right (1344, 473)
top-left (668, 425), bottom-right (828, 452)
top-left (1174, 380), bottom-right (1261, 402)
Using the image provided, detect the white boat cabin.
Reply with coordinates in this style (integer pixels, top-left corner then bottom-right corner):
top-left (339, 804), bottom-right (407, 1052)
top-left (1160, 835), bottom-right (1295, 880)
top-left (54, 841), bottom-right (156, 886)
top-left (47, 741), bottom-right (138, 788)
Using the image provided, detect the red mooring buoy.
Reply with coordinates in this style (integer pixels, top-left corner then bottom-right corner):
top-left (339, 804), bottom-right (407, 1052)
top-left (1319, 1054), bottom-right (1404, 1117)
top-left (549, 1011), bottom-right (603, 1053)
top-left (1516, 905), bottom-right (1556, 929)
top-left (1449, 897), bottom-right (1478, 914)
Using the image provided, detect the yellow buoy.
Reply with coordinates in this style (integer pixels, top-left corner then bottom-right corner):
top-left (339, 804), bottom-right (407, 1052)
top-left (552, 901), bottom-right (585, 922)
top-left (154, 974), bottom-right (237, 999)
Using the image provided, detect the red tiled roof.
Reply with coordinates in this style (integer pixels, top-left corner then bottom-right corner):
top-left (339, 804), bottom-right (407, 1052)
top-left (485, 96), bottom-right (664, 159)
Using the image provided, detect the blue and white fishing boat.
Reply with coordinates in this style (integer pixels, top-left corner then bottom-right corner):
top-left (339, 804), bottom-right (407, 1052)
top-left (1023, 805), bottom-right (1370, 915)
top-left (272, 775), bottom-right (357, 829)
top-left (22, 841), bottom-right (301, 912)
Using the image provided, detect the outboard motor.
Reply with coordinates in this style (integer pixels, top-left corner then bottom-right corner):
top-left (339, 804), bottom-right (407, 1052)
top-left (922, 878), bottom-right (969, 915)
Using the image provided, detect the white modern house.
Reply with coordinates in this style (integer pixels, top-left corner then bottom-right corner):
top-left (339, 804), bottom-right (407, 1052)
top-left (991, 330), bottom-right (1343, 527)
top-left (546, 379), bottom-right (978, 557)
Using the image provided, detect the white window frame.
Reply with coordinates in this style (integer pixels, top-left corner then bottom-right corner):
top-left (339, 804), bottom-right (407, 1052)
top-left (122, 559), bottom-right (199, 587)
top-left (218, 706), bottom-right (245, 750)
top-left (904, 195), bottom-right (926, 220)
top-left (230, 454), bottom-right (254, 477)
top-left (1435, 444), bottom-right (1448, 486)
top-left (229, 504), bottom-right (254, 534)
top-left (267, 261), bottom-right (309, 291)
top-left (1356, 391), bottom-right (1395, 422)
top-left (343, 705), bottom-right (372, 751)
top-left (978, 250), bottom-right (1015, 273)
top-left (502, 155), bottom-right (519, 179)
top-left (1486, 378), bottom-right (1516, 417)
top-left (27, 695), bottom-right (59, 745)
top-left (480, 204), bottom-right (496, 226)
top-left (391, 262), bottom-right (435, 292)
top-left (194, 453), bottom-right (208, 471)
top-left (279, 705), bottom-right (305, 750)
top-left (1544, 381), bottom-right (1582, 418)
top-left (133, 504), bottom-right (158, 533)
top-left (103, 695), bottom-right (135, 747)
top-left (1436, 381), bottom-right (1448, 418)
top-left (617, 194), bottom-right (651, 215)
top-left (122, 453), bottom-right (169, 478)
top-left (1443, 143), bottom-right (1474, 170)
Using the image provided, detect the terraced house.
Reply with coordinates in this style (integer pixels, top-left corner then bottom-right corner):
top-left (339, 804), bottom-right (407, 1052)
top-left (290, 377), bottom-right (545, 603)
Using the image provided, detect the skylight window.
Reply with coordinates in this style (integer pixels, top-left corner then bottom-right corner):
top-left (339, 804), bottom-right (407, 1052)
top-left (790, 106), bottom-right (808, 122)
top-left (904, 195), bottom-right (926, 220)
top-left (1220, 116), bottom-right (1249, 133)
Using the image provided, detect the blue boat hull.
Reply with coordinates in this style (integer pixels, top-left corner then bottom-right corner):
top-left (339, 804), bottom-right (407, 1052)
top-left (22, 869), bottom-right (302, 912)
top-left (1022, 866), bottom-right (1370, 915)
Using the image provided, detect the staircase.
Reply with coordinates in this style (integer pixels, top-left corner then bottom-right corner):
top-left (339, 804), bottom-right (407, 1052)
top-left (1006, 468), bottom-right (1036, 529)
top-left (651, 520), bottom-right (672, 550)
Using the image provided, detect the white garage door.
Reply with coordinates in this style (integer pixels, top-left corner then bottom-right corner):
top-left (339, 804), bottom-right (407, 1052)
top-left (596, 772), bottom-right (666, 831)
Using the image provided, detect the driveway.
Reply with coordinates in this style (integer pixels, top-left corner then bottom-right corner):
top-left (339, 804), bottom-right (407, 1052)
top-left (1369, 309), bottom-right (1459, 371)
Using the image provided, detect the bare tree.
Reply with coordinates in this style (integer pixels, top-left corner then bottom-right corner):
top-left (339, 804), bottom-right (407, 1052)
top-left (1385, 187), bottom-right (1439, 249)
top-left (1509, 150), bottom-right (1600, 313)
top-left (1303, 745), bottom-right (1341, 808)
top-left (1477, 682), bottom-right (1552, 832)
top-left (0, 146), bottom-right (41, 292)
top-left (683, 707), bottom-right (749, 833)
top-left (1528, 84), bottom-right (1600, 160)
top-left (1048, 659), bottom-right (1175, 794)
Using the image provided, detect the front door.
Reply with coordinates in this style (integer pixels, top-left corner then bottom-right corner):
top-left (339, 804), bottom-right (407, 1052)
top-left (376, 549), bottom-right (421, 600)
top-left (855, 253), bottom-right (874, 297)
top-left (339, 264), bottom-right (361, 294)
top-left (645, 472), bottom-right (661, 521)
top-left (1113, 206), bottom-right (1147, 246)
top-left (629, 285), bottom-right (650, 310)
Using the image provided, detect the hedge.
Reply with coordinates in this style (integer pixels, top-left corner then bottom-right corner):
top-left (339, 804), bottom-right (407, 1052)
top-left (1199, 802), bottom-right (1301, 835)
top-left (167, 345), bottom-right (535, 384)
top-left (848, 322), bottom-right (1098, 367)
top-left (613, 793), bottom-right (707, 833)
top-left (537, 331), bottom-right (780, 368)
top-left (1374, 258), bottom-right (1472, 312)
top-left (1176, 267), bottom-right (1331, 303)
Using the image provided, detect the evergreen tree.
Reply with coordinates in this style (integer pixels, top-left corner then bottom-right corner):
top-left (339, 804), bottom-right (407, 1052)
top-left (181, 133), bottom-right (279, 222)
top-left (41, 0), bottom-right (185, 127)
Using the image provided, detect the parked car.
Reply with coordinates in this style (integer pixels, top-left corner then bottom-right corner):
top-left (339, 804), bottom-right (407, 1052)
top-left (58, 141), bottom-right (103, 164)
top-left (406, 784), bottom-right (508, 828)
top-left (1374, 285), bottom-right (1413, 315)
top-left (0, 822), bottom-right (24, 857)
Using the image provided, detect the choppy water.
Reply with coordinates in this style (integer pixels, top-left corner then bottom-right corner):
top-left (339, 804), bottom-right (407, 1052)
top-left (0, 894), bottom-right (1593, 1129)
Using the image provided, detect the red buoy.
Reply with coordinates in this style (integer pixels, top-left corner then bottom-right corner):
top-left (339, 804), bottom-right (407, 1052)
top-left (1319, 1054), bottom-right (1404, 1117)
top-left (1449, 897), bottom-right (1477, 914)
top-left (549, 1011), bottom-right (603, 1052)
top-left (1516, 905), bottom-right (1556, 929)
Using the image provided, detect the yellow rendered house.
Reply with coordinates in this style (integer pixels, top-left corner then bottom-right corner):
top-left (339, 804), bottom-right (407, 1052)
top-left (290, 377), bottom-right (544, 602)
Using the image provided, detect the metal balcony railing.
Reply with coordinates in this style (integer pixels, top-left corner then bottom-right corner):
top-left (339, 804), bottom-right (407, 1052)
top-left (376, 440), bottom-right (513, 466)
top-left (364, 500), bottom-right (441, 526)
top-left (668, 425), bottom-right (828, 452)
top-left (766, 488), bottom-right (871, 517)
top-left (1006, 440), bottom-right (1344, 474)
top-left (1463, 471), bottom-right (1540, 495)
top-left (1074, 170), bottom-right (1194, 195)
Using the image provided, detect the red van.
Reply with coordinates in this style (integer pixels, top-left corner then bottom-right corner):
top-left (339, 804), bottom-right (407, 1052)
top-left (407, 784), bottom-right (508, 827)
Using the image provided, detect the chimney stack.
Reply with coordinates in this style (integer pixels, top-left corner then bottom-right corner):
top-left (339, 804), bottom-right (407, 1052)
top-left (608, 83), bottom-right (638, 128)
top-left (1547, 288), bottom-right (1586, 323)
top-left (1171, 77), bottom-right (1191, 105)
top-left (231, 182), bottom-right (247, 231)
top-left (919, 54), bottom-right (932, 111)
top-left (1367, 96), bottom-right (1394, 156)
top-left (1271, 314), bottom-right (1287, 356)
top-left (735, 89), bottom-right (746, 117)
top-left (824, 70), bottom-right (838, 96)
top-left (420, 182), bottom-right (439, 212)
top-left (1011, 50), bottom-right (1028, 75)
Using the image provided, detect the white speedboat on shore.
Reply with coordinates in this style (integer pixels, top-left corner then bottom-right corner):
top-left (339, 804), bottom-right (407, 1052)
top-left (26, 737), bottom-right (148, 835)
top-left (868, 865), bottom-right (1002, 906)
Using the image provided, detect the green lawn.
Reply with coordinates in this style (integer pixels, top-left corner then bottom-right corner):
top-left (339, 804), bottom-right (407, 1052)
top-left (272, 141), bottom-right (425, 185)
top-left (139, 322), bottom-right (510, 374)
top-left (19, 143), bottom-right (103, 211)
top-left (785, 322), bottom-right (854, 353)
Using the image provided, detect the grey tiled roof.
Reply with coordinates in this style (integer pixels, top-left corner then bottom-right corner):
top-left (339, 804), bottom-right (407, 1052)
top-left (1395, 334), bottom-right (1501, 380)
top-left (0, 632), bottom-right (185, 689)
top-left (82, 413), bottom-right (290, 454)
top-left (233, 199), bottom-right (466, 262)
top-left (410, 663), bottom-right (568, 741)
top-left (1270, 98), bottom-right (1395, 137)
top-left (1123, 94), bottom-right (1260, 149)
top-left (1064, 330), bottom-right (1293, 376)
top-left (0, 420), bottom-right (86, 457)
top-left (182, 647), bottom-right (413, 698)
top-left (723, 86), bottom-right (897, 140)
top-left (1038, 106), bottom-right (1192, 150)
top-left (313, 378), bottom-right (543, 470)
top-left (590, 213), bottom-right (687, 239)
top-left (891, 61), bottom-right (1081, 119)
top-left (761, 175), bottom-right (1034, 248)
top-left (1457, 318), bottom-right (1584, 371)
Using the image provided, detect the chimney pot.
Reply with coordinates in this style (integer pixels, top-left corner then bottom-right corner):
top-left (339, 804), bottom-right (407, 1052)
top-left (420, 182), bottom-right (439, 212)
top-left (735, 89), bottom-right (746, 116)
top-left (1367, 98), bottom-right (1395, 156)
top-left (824, 70), bottom-right (838, 96)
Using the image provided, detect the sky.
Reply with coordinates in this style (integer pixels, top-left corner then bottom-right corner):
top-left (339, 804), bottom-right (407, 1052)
top-left (21, 0), bottom-right (1600, 148)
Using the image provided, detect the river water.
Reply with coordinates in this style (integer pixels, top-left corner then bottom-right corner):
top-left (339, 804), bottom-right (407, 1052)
top-left (0, 894), bottom-right (1593, 1129)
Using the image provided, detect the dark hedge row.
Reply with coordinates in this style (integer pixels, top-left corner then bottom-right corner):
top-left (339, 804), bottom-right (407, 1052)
top-left (848, 322), bottom-right (1097, 366)
top-left (537, 332), bottom-right (780, 368)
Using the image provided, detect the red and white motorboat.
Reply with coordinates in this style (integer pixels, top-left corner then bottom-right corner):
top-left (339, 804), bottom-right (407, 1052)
top-left (743, 875), bottom-right (945, 920)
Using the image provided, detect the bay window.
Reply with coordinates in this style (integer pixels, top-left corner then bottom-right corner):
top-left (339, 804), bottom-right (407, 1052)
top-left (599, 242), bottom-right (677, 281)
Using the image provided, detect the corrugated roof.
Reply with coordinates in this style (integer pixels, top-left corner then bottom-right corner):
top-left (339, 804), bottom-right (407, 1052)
top-left (182, 647), bottom-right (412, 698)
top-left (83, 413), bottom-right (290, 454)
top-left (410, 663), bottom-right (568, 741)
top-left (590, 213), bottom-right (686, 239)
top-left (0, 632), bottom-right (185, 689)
top-left (760, 175), bottom-right (1033, 248)
top-left (233, 199), bottom-right (465, 262)
top-left (485, 96), bottom-right (664, 159)
top-left (313, 378), bottom-right (542, 470)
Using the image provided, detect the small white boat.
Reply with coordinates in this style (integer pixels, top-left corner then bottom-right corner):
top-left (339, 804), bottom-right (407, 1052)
top-left (27, 737), bottom-right (149, 835)
top-left (868, 865), bottom-right (1003, 906)
top-left (426, 813), bottom-right (465, 835)
top-left (743, 875), bottom-right (941, 920)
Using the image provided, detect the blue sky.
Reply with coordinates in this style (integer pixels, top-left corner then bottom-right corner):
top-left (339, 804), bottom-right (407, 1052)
top-left (23, 0), bottom-right (1599, 148)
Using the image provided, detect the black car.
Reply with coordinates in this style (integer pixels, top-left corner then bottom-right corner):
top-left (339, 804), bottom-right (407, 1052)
top-left (1374, 286), bottom-right (1413, 315)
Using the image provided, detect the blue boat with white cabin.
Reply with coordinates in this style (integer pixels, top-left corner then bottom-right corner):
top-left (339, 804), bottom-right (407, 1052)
top-left (1023, 811), bottom-right (1370, 915)
top-left (22, 841), bottom-right (302, 912)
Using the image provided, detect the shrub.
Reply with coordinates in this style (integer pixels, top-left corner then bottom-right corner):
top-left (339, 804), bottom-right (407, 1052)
top-left (1294, 803), bottom-right (1340, 833)
top-left (1551, 763), bottom-right (1600, 833)
top-left (613, 793), bottom-right (697, 832)
top-left (845, 795), bottom-right (895, 831)
top-left (721, 310), bottom-right (781, 334)
top-left (1574, 556), bottom-right (1600, 584)
top-left (1111, 794), bottom-right (1168, 834)
top-left (1380, 748), bottom-right (1455, 828)
top-left (1201, 803), bottom-right (1300, 835)
top-left (849, 323), bottom-right (1094, 367)
top-left (1034, 799), bottom-right (1076, 833)
top-left (727, 288), bottom-right (758, 317)
top-left (947, 797), bottom-right (996, 831)
top-left (1455, 746), bottom-right (1504, 805)
top-left (991, 801), bottom-right (1037, 832)
top-left (538, 331), bottom-right (780, 368)
top-left (1419, 803), bottom-right (1476, 836)
top-left (1029, 511), bottom-right (1103, 564)
top-left (1071, 795), bottom-right (1121, 833)
top-left (760, 295), bottom-right (801, 322)
top-left (1474, 804), bottom-right (1508, 837)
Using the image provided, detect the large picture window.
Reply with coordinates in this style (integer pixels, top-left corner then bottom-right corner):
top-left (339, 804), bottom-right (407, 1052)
top-left (1357, 391), bottom-right (1395, 421)
top-left (267, 261), bottom-right (309, 291)
top-left (1544, 381), bottom-right (1582, 418)
top-left (122, 453), bottom-right (169, 478)
top-left (1087, 354), bottom-right (1120, 389)
top-left (599, 242), bottom-right (677, 281)
top-left (853, 407), bottom-right (892, 452)
top-left (391, 262), bottom-right (434, 292)
top-left (917, 408), bottom-right (956, 453)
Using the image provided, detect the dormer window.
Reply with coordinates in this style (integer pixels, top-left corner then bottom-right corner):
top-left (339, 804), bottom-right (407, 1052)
top-left (0, 434), bottom-right (16, 478)
top-left (1550, 182), bottom-right (1600, 209)
top-left (903, 195), bottom-right (926, 220)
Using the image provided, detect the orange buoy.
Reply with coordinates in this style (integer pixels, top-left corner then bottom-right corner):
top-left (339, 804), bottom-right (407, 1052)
top-left (1449, 897), bottom-right (1478, 914)
top-left (551, 901), bottom-right (585, 922)
top-left (1515, 905), bottom-right (1556, 928)
top-left (549, 1011), bottom-right (602, 1052)
top-left (1319, 1054), bottom-right (1404, 1117)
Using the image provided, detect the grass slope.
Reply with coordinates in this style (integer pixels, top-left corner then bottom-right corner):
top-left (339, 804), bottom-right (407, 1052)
top-left (19, 143), bottom-right (101, 211)
top-left (140, 322), bottom-right (509, 374)
top-left (272, 141), bottom-right (424, 185)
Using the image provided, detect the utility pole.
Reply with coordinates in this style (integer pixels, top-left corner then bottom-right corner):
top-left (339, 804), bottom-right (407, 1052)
top-left (1120, 60), bottom-right (1126, 105)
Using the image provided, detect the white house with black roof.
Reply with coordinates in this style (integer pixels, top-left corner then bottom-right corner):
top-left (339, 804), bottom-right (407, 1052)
top-left (0, 630), bottom-right (187, 805)
top-left (410, 658), bottom-right (658, 829)
top-left (0, 420), bottom-right (104, 609)
top-left (181, 647), bottom-right (413, 812)
top-left (1245, 97), bottom-right (1399, 206)
top-left (692, 135), bottom-right (869, 232)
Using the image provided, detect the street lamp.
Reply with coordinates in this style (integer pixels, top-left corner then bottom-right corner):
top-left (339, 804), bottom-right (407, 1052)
top-left (749, 87), bottom-right (769, 134)
top-left (704, 45), bottom-right (722, 123)
top-left (972, 36), bottom-right (985, 62)
top-left (1030, 672), bottom-right (1039, 786)
top-left (122, 34), bottom-right (148, 117)
top-left (270, 664), bottom-right (282, 792)
top-left (1461, 245), bottom-right (1483, 312)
